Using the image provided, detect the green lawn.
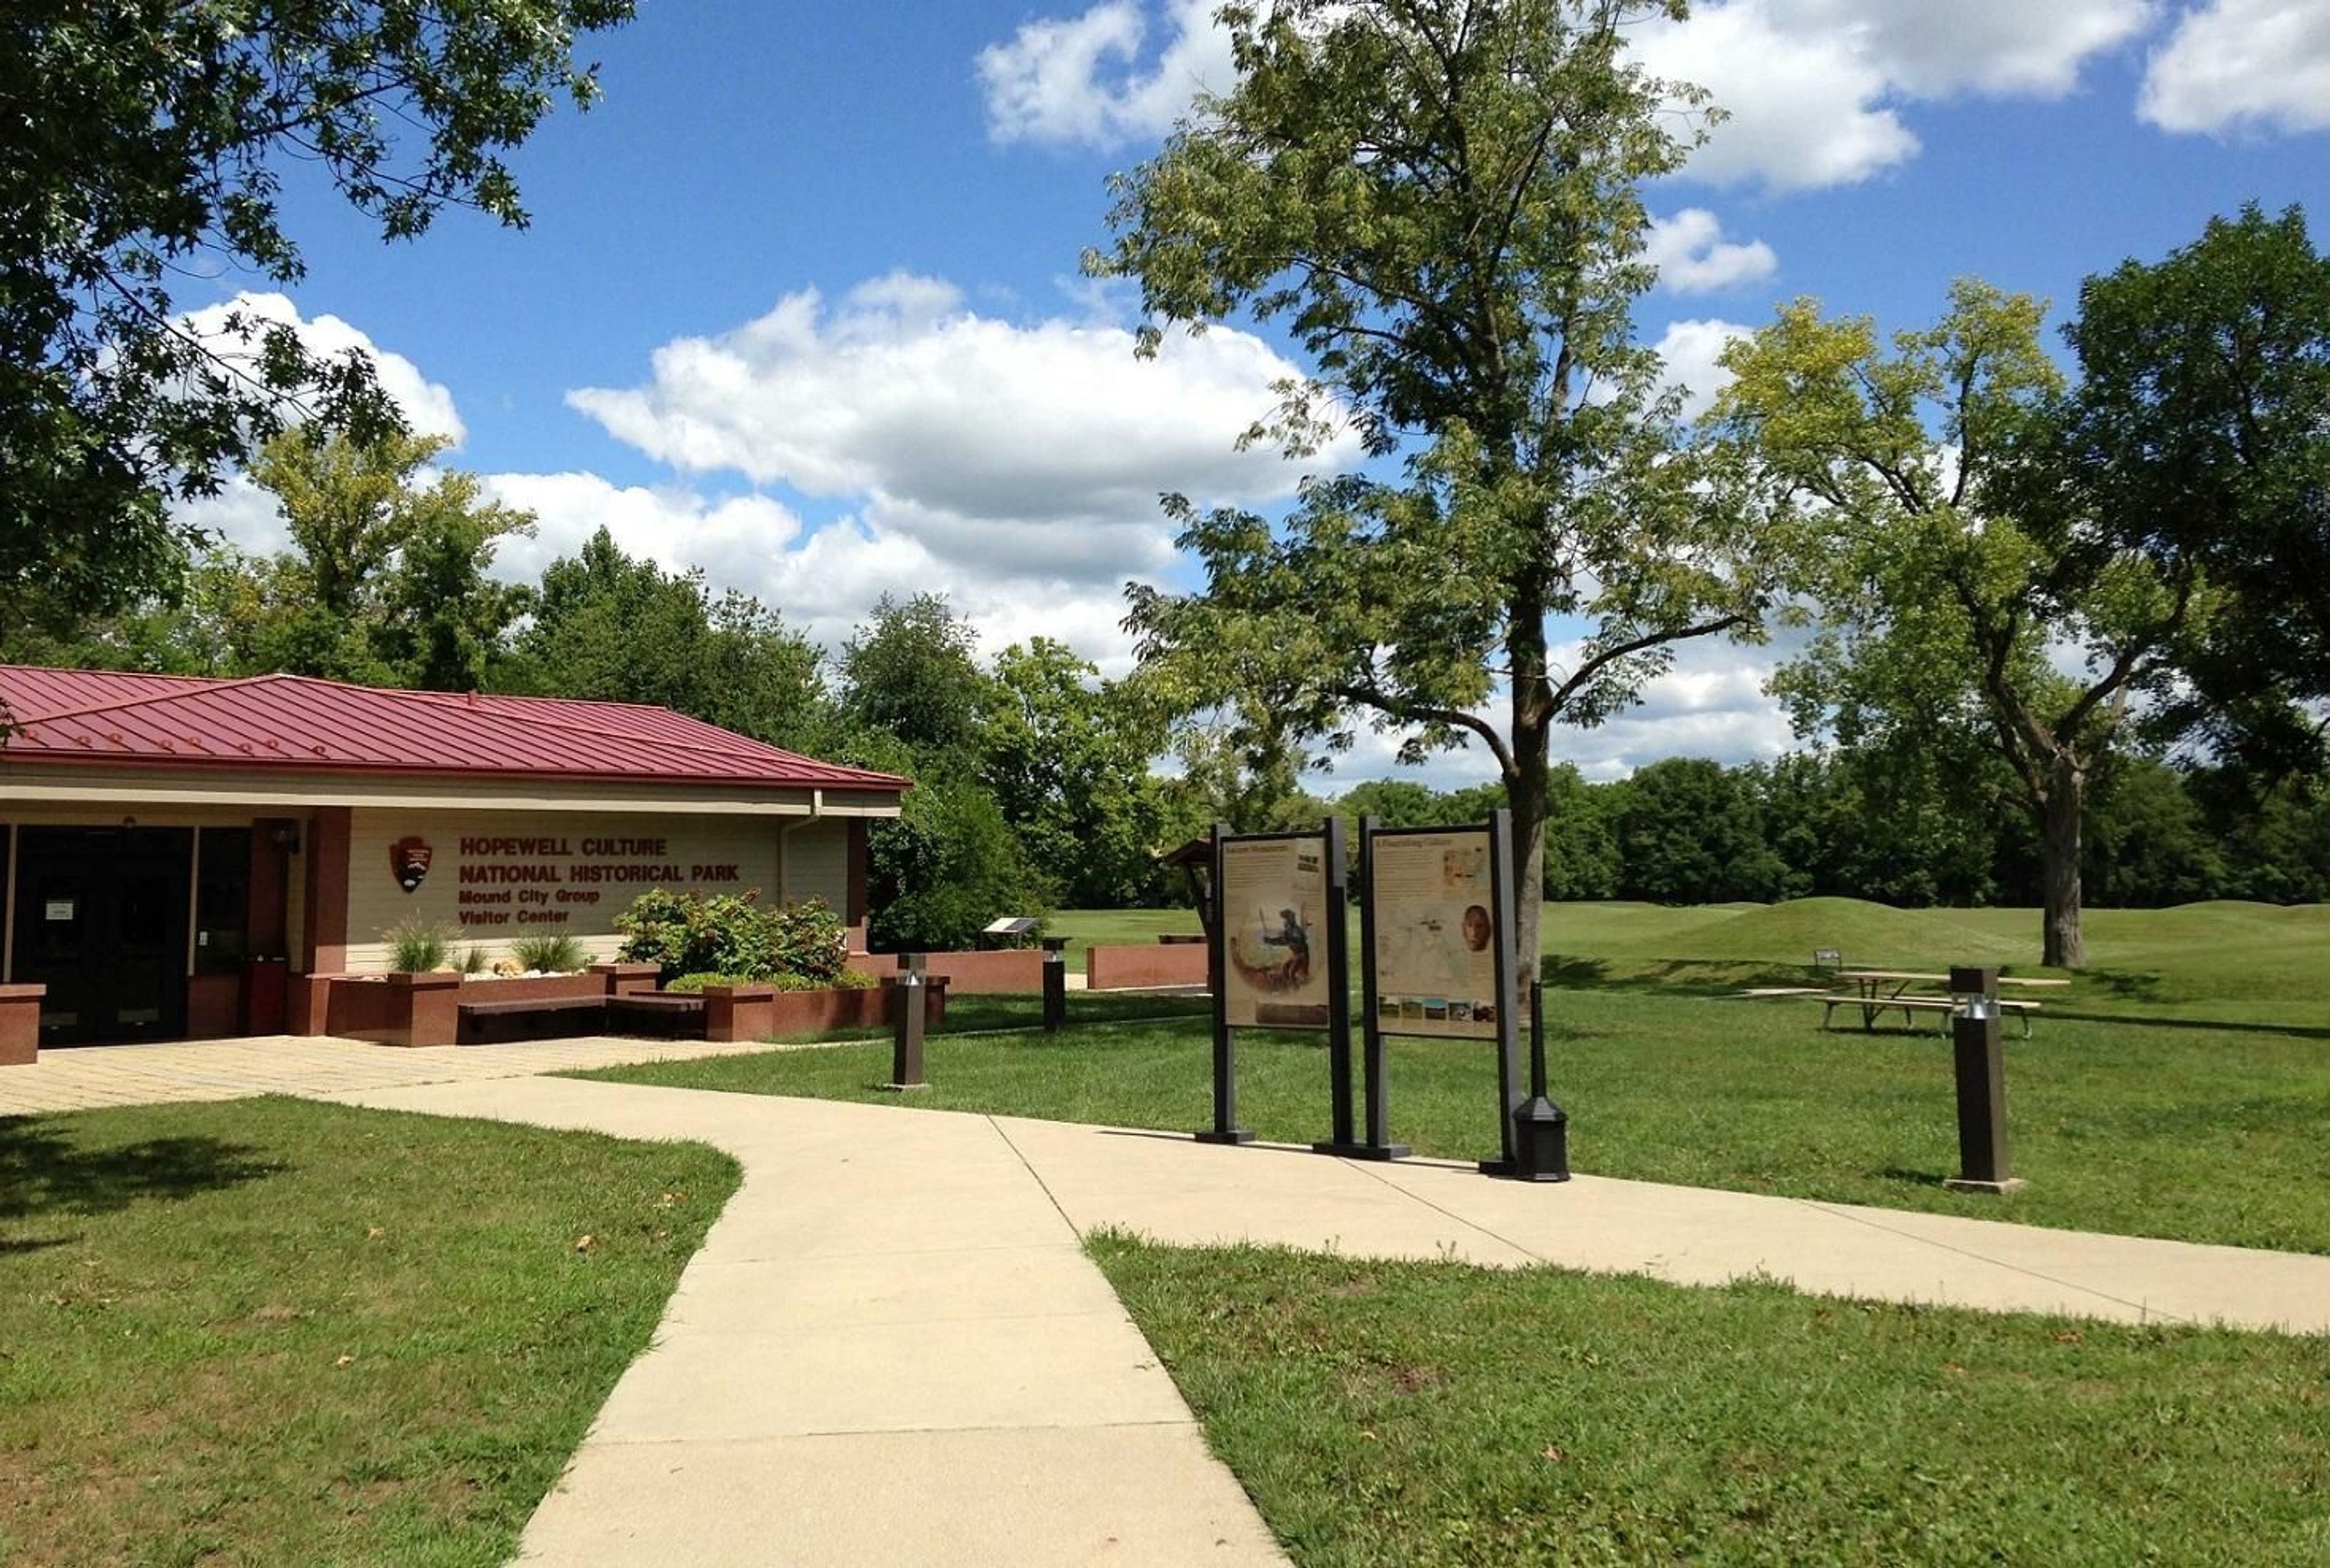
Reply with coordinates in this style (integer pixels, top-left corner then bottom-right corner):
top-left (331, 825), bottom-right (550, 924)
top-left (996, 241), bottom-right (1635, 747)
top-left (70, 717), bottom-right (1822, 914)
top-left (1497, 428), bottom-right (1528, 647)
top-left (581, 945), bottom-right (2330, 1254)
top-left (0, 1097), bottom-right (738, 1567)
top-left (1092, 1235), bottom-right (2330, 1567)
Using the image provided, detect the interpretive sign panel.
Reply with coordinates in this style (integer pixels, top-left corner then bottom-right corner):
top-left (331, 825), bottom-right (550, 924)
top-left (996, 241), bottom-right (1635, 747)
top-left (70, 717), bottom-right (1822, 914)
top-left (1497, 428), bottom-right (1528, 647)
top-left (1369, 828), bottom-right (1500, 1038)
top-left (1219, 833), bottom-right (1332, 1030)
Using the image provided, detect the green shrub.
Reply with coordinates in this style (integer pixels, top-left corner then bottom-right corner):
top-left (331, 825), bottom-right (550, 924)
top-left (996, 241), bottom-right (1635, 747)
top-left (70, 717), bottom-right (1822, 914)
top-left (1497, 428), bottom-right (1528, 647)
top-left (384, 917), bottom-right (458, 973)
top-left (511, 932), bottom-right (588, 973)
top-left (458, 945), bottom-right (490, 976)
top-left (664, 967), bottom-right (876, 995)
top-left (615, 890), bottom-right (851, 985)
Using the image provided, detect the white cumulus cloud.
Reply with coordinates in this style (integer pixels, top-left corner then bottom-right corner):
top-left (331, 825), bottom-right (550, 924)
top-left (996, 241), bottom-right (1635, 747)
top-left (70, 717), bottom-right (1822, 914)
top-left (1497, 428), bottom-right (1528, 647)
top-left (567, 271), bottom-right (1345, 567)
top-left (976, 1), bottom-right (2151, 188)
top-left (2139, 0), bottom-right (2330, 136)
top-left (180, 291), bottom-right (465, 445)
top-left (1651, 317), bottom-right (1755, 422)
top-left (979, 0), bottom-right (1233, 146)
top-left (1644, 209), bottom-right (1778, 293)
top-left (476, 471), bottom-right (1153, 675)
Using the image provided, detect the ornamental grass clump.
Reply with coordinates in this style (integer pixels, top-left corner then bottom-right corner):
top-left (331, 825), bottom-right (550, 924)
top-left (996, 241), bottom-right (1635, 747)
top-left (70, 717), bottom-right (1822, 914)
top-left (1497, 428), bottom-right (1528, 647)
top-left (384, 917), bottom-right (458, 974)
top-left (510, 932), bottom-right (587, 973)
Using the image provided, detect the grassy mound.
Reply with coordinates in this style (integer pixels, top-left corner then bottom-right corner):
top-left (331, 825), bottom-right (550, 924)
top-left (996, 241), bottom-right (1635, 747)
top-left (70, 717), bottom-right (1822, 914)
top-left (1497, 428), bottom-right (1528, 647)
top-left (1598, 896), bottom-right (2030, 968)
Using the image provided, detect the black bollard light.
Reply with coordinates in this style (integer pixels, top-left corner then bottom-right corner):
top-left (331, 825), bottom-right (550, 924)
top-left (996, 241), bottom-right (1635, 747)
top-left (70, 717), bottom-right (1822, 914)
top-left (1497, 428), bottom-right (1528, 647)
top-left (882, 953), bottom-right (929, 1092)
top-left (1509, 982), bottom-right (1570, 1182)
top-left (1041, 937), bottom-right (1069, 1032)
top-left (1943, 965), bottom-right (2021, 1193)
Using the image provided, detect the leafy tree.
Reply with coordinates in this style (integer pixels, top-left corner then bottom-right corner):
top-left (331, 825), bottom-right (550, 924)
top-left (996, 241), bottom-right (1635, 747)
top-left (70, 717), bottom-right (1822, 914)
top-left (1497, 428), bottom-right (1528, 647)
top-left (1720, 283), bottom-right (2215, 966)
top-left (1100, 0), bottom-right (1779, 981)
top-left (241, 427), bottom-right (534, 689)
top-left (1539, 763), bottom-right (1621, 901)
top-left (2055, 205), bottom-right (2330, 774)
top-left (1754, 748), bottom-right (2003, 908)
top-left (0, 0), bottom-right (634, 640)
top-left (512, 527), bottom-right (833, 753)
top-left (1332, 779), bottom-right (1444, 829)
top-left (0, 550), bottom-right (257, 676)
top-left (1156, 711), bottom-right (1325, 836)
top-left (981, 639), bottom-right (1181, 908)
top-left (867, 776), bottom-right (1053, 952)
top-left (1607, 757), bottom-right (1785, 904)
top-left (2082, 757), bottom-right (2225, 908)
top-left (840, 593), bottom-right (991, 767)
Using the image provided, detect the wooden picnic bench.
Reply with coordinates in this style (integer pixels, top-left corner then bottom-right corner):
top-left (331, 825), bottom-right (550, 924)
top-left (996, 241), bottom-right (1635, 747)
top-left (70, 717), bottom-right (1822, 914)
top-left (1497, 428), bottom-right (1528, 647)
top-left (1818, 970), bottom-right (2058, 1038)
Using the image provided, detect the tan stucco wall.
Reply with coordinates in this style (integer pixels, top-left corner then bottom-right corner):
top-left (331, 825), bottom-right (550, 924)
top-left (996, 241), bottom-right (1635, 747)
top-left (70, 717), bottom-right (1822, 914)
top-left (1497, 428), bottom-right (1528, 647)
top-left (341, 808), bottom-right (853, 972)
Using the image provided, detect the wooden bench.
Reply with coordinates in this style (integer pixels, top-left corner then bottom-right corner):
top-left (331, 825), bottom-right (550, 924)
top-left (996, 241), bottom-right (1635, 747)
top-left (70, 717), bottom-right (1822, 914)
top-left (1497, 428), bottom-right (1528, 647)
top-left (1818, 993), bottom-right (2040, 1038)
top-left (607, 992), bottom-right (706, 1039)
top-left (458, 995), bottom-right (608, 1045)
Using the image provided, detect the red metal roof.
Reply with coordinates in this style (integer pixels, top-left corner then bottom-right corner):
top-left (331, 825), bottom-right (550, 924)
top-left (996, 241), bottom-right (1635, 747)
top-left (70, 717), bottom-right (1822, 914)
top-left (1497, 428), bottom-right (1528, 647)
top-left (0, 666), bottom-right (907, 793)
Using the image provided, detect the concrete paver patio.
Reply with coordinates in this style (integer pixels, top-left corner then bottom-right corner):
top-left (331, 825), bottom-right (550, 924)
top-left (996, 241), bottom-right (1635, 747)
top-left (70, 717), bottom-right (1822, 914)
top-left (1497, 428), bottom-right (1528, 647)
top-left (0, 1032), bottom-right (785, 1114)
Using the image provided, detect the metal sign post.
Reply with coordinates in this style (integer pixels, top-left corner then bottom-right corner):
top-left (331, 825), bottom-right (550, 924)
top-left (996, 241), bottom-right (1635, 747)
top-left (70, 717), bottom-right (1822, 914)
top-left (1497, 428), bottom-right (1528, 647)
top-left (1313, 814), bottom-right (1388, 1159)
top-left (1195, 822), bottom-right (1253, 1144)
top-left (1478, 807), bottom-right (1525, 1177)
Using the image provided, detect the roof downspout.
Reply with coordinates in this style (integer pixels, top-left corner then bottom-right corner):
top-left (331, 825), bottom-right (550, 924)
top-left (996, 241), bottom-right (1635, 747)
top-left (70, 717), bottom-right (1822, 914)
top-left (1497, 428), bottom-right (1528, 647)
top-left (778, 788), bottom-right (824, 905)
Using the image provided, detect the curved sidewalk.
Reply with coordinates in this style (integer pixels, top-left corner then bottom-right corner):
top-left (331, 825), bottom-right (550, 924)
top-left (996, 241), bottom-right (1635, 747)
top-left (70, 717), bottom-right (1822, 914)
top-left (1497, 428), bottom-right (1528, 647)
top-left (312, 1073), bottom-right (2330, 1566)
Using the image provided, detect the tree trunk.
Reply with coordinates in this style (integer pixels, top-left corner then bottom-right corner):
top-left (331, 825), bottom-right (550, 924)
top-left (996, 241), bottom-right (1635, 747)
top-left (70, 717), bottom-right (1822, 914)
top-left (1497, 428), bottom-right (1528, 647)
top-left (2038, 755), bottom-right (2086, 968)
top-left (1505, 606), bottom-right (1553, 988)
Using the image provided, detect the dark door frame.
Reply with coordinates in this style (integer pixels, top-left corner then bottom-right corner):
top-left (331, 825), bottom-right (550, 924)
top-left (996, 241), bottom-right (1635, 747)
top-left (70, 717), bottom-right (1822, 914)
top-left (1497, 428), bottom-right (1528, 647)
top-left (10, 825), bottom-right (194, 1046)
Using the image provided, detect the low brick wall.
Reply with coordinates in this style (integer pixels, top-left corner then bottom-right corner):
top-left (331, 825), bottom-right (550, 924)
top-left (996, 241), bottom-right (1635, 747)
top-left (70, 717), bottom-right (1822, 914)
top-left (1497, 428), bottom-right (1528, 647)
top-left (1086, 942), bottom-right (1210, 990)
top-left (0, 984), bottom-right (44, 1067)
top-left (894, 949), bottom-right (1044, 994)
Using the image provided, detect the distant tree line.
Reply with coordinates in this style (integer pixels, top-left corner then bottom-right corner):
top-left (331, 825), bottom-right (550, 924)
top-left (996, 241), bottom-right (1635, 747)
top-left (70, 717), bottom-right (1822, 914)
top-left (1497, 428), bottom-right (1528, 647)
top-left (1319, 756), bottom-right (2329, 912)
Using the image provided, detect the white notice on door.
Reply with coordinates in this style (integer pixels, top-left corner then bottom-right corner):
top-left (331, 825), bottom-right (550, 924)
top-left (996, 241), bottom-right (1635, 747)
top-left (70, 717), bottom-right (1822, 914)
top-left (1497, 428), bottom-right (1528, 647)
top-left (44, 899), bottom-right (74, 921)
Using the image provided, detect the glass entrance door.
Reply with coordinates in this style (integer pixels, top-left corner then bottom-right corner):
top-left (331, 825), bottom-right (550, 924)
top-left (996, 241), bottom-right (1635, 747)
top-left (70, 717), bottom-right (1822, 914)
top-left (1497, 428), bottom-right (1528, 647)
top-left (11, 827), bottom-right (192, 1045)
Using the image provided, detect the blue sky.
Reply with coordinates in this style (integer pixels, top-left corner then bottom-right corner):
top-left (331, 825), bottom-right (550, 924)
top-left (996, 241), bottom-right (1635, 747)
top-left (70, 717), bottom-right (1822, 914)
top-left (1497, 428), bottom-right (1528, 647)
top-left (181, 0), bottom-right (2330, 784)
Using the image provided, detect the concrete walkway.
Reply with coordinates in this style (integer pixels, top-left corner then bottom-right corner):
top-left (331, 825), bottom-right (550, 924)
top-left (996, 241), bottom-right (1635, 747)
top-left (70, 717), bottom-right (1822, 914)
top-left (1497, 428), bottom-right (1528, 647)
top-left (309, 1072), bottom-right (2330, 1567)
top-left (325, 1075), bottom-right (1284, 1567)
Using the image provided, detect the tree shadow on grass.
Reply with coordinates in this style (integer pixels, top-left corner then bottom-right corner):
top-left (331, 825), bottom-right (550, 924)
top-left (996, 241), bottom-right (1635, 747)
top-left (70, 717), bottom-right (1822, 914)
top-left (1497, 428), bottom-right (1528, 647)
top-left (2047, 1010), bottom-right (2330, 1041)
top-left (0, 1118), bottom-right (289, 1248)
top-left (1541, 955), bottom-right (1832, 998)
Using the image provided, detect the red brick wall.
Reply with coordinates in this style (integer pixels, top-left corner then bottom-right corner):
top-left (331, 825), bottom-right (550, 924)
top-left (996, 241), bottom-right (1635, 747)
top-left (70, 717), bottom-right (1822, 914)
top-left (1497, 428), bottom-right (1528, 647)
top-left (1085, 943), bottom-right (1210, 990)
top-left (896, 950), bottom-right (1044, 993)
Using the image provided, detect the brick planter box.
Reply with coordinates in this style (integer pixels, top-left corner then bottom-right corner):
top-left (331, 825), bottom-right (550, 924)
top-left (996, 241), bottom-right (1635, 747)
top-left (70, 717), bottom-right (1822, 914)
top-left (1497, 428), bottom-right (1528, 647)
top-left (702, 978), bottom-right (950, 1042)
top-left (1086, 942), bottom-right (1211, 990)
top-left (0, 984), bottom-right (44, 1067)
top-left (299, 964), bottom-right (663, 1047)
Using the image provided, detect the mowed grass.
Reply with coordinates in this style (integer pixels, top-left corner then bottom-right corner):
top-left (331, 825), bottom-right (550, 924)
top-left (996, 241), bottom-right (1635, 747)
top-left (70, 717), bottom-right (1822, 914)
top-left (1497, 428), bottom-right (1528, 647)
top-left (1092, 1235), bottom-right (2330, 1567)
top-left (578, 977), bottom-right (2330, 1253)
top-left (589, 896), bottom-right (2330, 1252)
top-left (0, 1097), bottom-right (738, 1567)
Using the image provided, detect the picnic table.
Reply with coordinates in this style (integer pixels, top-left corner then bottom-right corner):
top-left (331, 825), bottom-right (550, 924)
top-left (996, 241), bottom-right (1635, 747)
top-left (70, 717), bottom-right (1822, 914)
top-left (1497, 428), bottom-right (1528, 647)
top-left (1822, 970), bottom-right (2066, 1037)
